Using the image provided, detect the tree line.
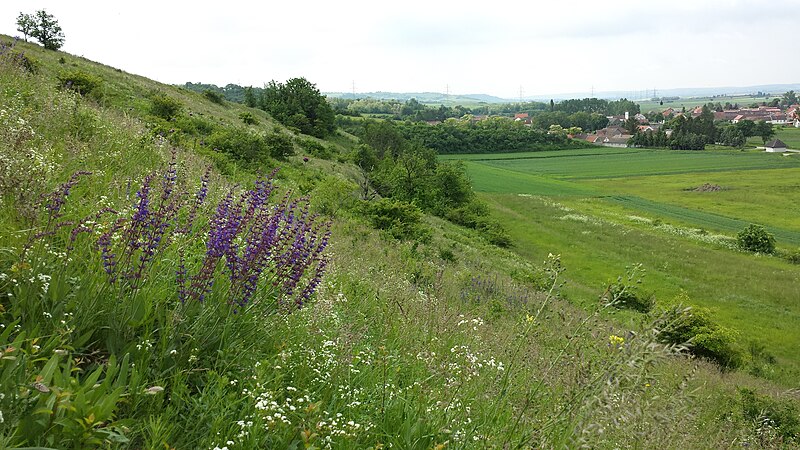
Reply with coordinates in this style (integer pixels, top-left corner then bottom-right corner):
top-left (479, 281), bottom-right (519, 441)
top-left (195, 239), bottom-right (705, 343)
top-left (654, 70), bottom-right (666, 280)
top-left (338, 115), bottom-right (582, 154)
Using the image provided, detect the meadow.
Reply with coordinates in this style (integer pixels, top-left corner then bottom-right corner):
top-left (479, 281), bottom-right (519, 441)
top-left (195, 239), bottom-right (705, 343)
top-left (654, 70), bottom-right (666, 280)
top-left (446, 146), bottom-right (800, 383)
top-left (637, 95), bottom-right (774, 113)
top-left (2, 35), bottom-right (800, 448)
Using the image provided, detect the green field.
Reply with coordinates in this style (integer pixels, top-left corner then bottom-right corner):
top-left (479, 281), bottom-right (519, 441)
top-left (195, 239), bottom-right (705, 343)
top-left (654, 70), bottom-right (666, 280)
top-left (747, 126), bottom-right (800, 149)
top-left (446, 146), bottom-right (800, 382)
top-left (638, 95), bottom-right (774, 113)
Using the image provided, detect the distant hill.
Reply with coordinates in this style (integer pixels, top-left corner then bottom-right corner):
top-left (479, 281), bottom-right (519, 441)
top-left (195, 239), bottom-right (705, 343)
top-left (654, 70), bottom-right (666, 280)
top-left (325, 83), bottom-right (800, 104)
top-left (324, 91), bottom-right (507, 104)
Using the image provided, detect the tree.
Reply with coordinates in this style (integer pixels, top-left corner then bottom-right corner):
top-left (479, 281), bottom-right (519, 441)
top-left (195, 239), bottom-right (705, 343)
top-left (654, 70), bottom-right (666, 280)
top-left (261, 77), bottom-right (335, 137)
top-left (719, 126), bottom-right (745, 147)
top-left (754, 121), bottom-right (775, 145)
top-left (15, 13), bottom-right (35, 42)
top-left (244, 86), bottom-right (257, 108)
top-left (783, 90), bottom-right (798, 107)
top-left (29, 9), bottom-right (65, 50)
top-left (623, 116), bottom-right (639, 135)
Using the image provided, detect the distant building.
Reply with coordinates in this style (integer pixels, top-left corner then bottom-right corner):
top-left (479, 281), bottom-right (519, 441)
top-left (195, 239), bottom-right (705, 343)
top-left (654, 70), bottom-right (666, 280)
top-left (765, 139), bottom-right (787, 153)
top-left (602, 135), bottom-right (633, 148)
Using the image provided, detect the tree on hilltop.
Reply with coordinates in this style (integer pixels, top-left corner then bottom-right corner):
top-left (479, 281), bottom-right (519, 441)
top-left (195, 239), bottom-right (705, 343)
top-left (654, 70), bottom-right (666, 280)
top-left (16, 9), bottom-right (65, 50)
top-left (15, 13), bottom-right (35, 42)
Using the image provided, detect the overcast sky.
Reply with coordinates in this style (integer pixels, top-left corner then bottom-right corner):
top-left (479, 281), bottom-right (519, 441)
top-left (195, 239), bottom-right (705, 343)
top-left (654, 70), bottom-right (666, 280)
top-left (2, 1), bottom-right (799, 99)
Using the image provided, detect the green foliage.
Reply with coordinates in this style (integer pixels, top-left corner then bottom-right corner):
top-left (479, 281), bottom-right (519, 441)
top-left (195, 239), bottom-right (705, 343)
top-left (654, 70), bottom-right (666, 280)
top-left (15, 13), bottom-right (36, 42)
top-left (656, 299), bottom-right (744, 368)
top-left (737, 224), bottom-right (776, 254)
top-left (261, 77), bottom-right (335, 137)
top-left (21, 9), bottom-right (65, 50)
top-left (265, 131), bottom-right (294, 159)
top-left (719, 126), bottom-right (746, 147)
top-left (295, 136), bottom-right (333, 159)
top-left (755, 120), bottom-right (775, 144)
top-left (309, 176), bottom-right (357, 217)
top-left (57, 70), bottom-right (101, 97)
top-left (365, 198), bottom-right (430, 241)
top-left (382, 116), bottom-right (577, 154)
top-left (1, 48), bottom-right (39, 74)
top-left (12, 353), bottom-right (133, 448)
top-left (738, 388), bottom-right (800, 441)
top-left (202, 89), bottom-right (225, 105)
top-left (149, 93), bottom-right (183, 120)
top-left (207, 127), bottom-right (269, 164)
top-left (239, 111), bottom-right (258, 125)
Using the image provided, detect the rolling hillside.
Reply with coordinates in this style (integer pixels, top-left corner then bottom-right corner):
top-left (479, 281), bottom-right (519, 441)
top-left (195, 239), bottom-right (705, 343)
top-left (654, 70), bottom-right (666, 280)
top-left (1, 35), bottom-right (798, 449)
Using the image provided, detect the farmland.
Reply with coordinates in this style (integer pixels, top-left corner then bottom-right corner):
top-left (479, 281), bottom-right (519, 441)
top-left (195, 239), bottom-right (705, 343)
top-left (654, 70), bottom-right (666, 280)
top-left (445, 145), bottom-right (800, 382)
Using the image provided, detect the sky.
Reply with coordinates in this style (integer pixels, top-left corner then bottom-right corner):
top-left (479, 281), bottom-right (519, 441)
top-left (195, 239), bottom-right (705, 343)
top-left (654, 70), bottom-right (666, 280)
top-left (2, 1), bottom-right (799, 99)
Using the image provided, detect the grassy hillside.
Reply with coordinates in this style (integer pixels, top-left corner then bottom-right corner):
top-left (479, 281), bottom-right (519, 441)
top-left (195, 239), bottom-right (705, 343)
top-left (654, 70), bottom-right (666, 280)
top-left (2, 36), bottom-right (799, 449)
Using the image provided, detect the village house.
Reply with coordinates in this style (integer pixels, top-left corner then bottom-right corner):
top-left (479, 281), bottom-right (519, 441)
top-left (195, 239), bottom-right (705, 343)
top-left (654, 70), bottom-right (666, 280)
top-left (602, 135), bottom-right (633, 148)
top-left (765, 139), bottom-right (788, 153)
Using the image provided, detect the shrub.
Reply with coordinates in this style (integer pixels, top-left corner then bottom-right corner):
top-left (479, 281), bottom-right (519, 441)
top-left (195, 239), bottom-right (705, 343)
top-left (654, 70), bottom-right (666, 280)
top-left (57, 70), bottom-right (101, 97)
top-left (202, 89), bottom-right (225, 105)
top-left (239, 111), bottom-right (258, 125)
top-left (787, 249), bottom-right (800, 264)
top-left (265, 132), bottom-right (294, 160)
top-left (149, 94), bottom-right (183, 120)
top-left (206, 128), bottom-right (269, 164)
top-left (737, 224), bottom-right (775, 254)
top-left (309, 176), bottom-right (357, 217)
top-left (296, 136), bottom-right (333, 159)
top-left (475, 217), bottom-right (512, 247)
top-left (365, 198), bottom-right (430, 241)
top-left (655, 299), bottom-right (744, 368)
top-left (739, 388), bottom-right (800, 440)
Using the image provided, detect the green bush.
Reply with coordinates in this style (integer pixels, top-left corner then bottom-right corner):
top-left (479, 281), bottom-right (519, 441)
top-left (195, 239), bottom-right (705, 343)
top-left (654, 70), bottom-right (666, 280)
top-left (239, 111), bottom-right (258, 125)
top-left (57, 70), bottom-right (101, 97)
top-left (206, 128), bottom-right (270, 164)
top-left (656, 300), bottom-right (744, 369)
top-left (475, 217), bottom-right (512, 247)
top-left (309, 176), bottom-right (357, 217)
top-left (296, 136), bottom-right (333, 159)
top-left (737, 224), bottom-right (775, 254)
top-left (785, 248), bottom-right (800, 264)
top-left (149, 94), bottom-right (183, 120)
top-left (202, 89), bottom-right (225, 105)
top-left (265, 132), bottom-right (294, 160)
top-left (365, 198), bottom-right (430, 241)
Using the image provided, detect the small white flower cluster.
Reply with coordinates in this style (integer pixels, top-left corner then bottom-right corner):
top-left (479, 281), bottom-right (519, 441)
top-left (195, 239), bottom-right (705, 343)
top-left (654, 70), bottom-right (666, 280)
top-left (135, 339), bottom-right (153, 351)
top-left (456, 315), bottom-right (485, 332)
top-left (246, 386), bottom-right (303, 426)
top-left (316, 410), bottom-right (370, 440)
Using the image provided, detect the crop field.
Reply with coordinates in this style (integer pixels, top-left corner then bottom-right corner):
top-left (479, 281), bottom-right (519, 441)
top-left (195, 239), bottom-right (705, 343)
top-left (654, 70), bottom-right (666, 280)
top-left (457, 147), bottom-right (800, 180)
top-left (638, 95), bottom-right (773, 113)
top-left (447, 147), bottom-right (800, 382)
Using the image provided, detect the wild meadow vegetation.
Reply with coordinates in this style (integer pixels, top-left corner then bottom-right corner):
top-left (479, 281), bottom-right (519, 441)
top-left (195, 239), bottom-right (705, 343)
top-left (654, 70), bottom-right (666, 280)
top-left (1, 35), bottom-right (799, 450)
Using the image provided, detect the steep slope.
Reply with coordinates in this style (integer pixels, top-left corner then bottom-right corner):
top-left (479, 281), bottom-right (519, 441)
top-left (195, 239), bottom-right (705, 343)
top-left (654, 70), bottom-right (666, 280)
top-left (0, 36), bottom-right (798, 449)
